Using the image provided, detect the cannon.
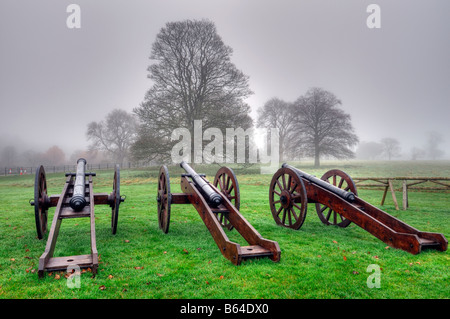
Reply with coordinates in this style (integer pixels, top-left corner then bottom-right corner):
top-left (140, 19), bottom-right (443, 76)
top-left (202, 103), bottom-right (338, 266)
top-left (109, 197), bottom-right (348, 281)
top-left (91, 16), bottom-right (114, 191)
top-left (180, 161), bottom-right (223, 207)
top-left (268, 163), bottom-right (447, 254)
top-left (157, 162), bottom-right (280, 265)
top-left (30, 158), bottom-right (125, 277)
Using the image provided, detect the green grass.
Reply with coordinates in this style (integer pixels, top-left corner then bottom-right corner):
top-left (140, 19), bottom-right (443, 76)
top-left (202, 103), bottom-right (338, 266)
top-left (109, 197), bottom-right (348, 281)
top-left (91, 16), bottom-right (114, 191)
top-left (0, 160), bottom-right (448, 299)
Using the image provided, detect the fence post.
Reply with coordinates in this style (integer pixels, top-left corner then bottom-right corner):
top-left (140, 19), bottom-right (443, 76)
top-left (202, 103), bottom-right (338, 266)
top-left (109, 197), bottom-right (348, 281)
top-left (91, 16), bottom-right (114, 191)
top-left (388, 179), bottom-right (400, 210)
top-left (402, 180), bottom-right (408, 210)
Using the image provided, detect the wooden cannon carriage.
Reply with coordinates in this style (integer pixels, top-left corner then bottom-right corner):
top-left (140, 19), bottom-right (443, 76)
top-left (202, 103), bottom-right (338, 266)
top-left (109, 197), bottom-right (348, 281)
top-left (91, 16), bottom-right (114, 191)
top-left (157, 162), bottom-right (281, 265)
top-left (268, 163), bottom-right (447, 254)
top-left (30, 158), bottom-right (125, 277)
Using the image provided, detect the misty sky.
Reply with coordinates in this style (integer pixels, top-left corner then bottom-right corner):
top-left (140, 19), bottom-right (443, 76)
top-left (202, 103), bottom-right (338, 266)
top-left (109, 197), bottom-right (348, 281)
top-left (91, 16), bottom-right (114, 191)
top-left (1, 0), bottom-right (449, 160)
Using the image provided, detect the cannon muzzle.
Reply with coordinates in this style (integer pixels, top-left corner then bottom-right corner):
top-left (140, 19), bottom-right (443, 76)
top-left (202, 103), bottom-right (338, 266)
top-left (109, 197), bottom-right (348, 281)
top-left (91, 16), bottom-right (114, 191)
top-left (180, 161), bottom-right (222, 207)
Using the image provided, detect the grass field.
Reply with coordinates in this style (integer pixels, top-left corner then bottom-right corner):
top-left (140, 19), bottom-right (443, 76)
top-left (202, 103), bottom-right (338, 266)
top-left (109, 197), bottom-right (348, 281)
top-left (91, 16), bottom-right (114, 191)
top-left (0, 160), bottom-right (448, 299)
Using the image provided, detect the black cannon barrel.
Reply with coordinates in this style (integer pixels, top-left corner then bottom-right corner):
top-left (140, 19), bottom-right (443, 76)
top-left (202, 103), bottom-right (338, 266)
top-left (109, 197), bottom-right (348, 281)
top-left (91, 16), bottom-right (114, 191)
top-left (282, 163), bottom-right (356, 202)
top-left (69, 158), bottom-right (88, 211)
top-left (180, 161), bottom-right (223, 207)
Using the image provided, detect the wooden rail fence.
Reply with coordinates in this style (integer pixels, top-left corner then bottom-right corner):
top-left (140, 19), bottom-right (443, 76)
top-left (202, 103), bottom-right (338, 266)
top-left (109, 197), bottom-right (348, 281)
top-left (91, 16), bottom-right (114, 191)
top-left (353, 177), bottom-right (450, 210)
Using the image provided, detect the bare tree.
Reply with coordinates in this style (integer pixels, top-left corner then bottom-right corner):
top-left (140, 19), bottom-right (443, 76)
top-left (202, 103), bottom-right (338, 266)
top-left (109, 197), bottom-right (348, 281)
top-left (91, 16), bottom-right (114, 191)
top-left (410, 147), bottom-right (426, 160)
top-left (426, 131), bottom-right (445, 160)
top-left (291, 88), bottom-right (359, 167)
top-left (257, 98), bottom-right (296, 161)
top-left (356, 141), bottom-right (384, 160)
top-left (133, 19), bottom-right (253, 163)
top-left (380, 137), bottom-right (401, 160)
top-left (87, 109), bottom-right (138, 165)
top-left (1, 145), bottom-right (17, 167)
top-left (22, 149), bottom-right (40, 167)
top-left (42, 145), bottom-right (66, 166)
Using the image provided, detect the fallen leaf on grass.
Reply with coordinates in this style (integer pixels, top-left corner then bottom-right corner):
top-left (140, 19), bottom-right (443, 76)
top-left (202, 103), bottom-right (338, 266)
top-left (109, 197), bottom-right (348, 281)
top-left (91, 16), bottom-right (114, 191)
top-left (343, 256), bottom-right (347, 261)
top-left (182, 248), bottom-right (189, 254)
top-left (99, 285), bottom-right (106, 290)
top-left (124, 240), bottom-right (130, 243)
top-left (156, 273), bottom-right (164, 277)
top-left (108, 274), bottom-right (114, 279)
top-left (352, 271), bottom-right (359, 275)
top-left (332, 240), bottom-right (338, 244)
top-left (134, 266), bottom-right (144, 270)
top-left (219, 276), bottom-right (224, 280)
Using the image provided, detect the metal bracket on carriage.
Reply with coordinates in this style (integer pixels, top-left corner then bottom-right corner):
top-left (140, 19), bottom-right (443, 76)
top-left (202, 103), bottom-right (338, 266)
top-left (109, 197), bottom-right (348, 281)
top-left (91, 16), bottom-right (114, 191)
top-left (65, 172), bottom-right (97, 177)
top-left (29, 194), bottom-right (50, 208)
top-left (107, 192), bottom-right (126, 207)
top-left (181, 173), bottom-right (206, 177)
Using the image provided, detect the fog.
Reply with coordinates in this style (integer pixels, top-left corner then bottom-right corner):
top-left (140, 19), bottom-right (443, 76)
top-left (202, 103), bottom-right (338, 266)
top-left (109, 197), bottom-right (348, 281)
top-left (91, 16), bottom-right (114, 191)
top-left (1, 0), bottom-right (449, 163)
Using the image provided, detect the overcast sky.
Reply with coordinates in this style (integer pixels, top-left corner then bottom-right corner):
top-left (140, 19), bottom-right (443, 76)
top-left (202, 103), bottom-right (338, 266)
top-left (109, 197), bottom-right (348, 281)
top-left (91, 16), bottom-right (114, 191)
top-left (1, 0), bottom-right (449, 160)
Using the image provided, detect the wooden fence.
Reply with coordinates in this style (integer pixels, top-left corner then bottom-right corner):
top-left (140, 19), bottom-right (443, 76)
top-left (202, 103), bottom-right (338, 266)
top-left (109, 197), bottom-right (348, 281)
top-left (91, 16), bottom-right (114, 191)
top-left (353, 177), bottom-right (450, 210)
top-left (1, 162), bottom-right (139, 176)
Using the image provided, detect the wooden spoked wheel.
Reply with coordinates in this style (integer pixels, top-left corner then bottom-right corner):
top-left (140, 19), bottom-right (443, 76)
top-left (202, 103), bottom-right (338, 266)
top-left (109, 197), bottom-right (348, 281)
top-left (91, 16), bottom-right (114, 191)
top-left (110, 165), bottom-right (121, 235)
top-left (157, 165), bottom-right (171, 234)
top-left (315, 169), bottom-right (357, 228)
top-left (269, 166), bottom-right (307, 229)
top-left (213, 166), bottom-right (240, 230)
top-left (34, 165), bottom-right (49, 239)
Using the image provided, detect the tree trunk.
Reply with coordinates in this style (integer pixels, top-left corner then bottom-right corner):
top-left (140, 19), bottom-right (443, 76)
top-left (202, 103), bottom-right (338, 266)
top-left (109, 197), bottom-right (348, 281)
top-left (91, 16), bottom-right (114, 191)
top-left (314, 152), bottom-right (320, 167)
top-left (314, 139), bottom-right (320, 167)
